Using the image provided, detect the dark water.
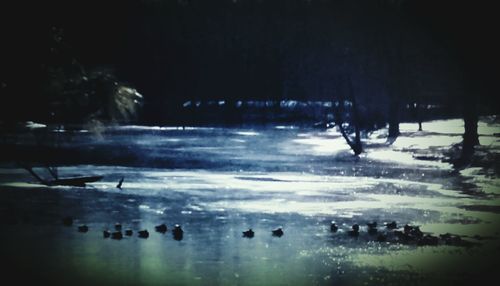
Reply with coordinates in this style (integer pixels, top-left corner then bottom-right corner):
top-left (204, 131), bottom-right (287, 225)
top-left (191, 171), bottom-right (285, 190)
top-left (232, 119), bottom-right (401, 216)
top-left (1, 120), bottom-right (499, 285)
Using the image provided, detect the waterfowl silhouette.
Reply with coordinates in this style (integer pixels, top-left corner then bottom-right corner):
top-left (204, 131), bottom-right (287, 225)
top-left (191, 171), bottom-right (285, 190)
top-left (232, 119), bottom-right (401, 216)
top-left (172, 224), bottom-right (184, 240)
top-left (125, 229), bottom-right (133, 236)
top-left (393, 230), bottom-right (404, 238)
top-left (62, 216), bottom-right (73, 226)
top-left (440, 233), bottom-right (462, 245)
top-left (348, 224), bottom-right (359, 237)
top-left (352, 224), bottom-right (360, 232)
top-left (385, 221), bottom-right (397, 229)
top-left (330, 222), bottom-right (338, 232)
top-left (348, 230), bottom-right (359, 237)
top-left (78, 225), bottom-right (88, 233)
top-left (116, 177), bottom-right (124, 189)
top-left (368, 227), bottom-right (378, 235)
top-left (272, 227), bottom-right (284, 237)
top-left (111, 231), bottom-right (123, 240)
top-left (404, 224), bottom-right (423, 238)
top-left (155, 224), bottom-right (168, 233)
top-left (243, 229), bottom-right (254, 238)
top-left (418, 234), bottom-right (439, 246)
top-left (103, 230), bottom-right (111, 238)
top-left (367, 222), bottom-right (378, 235)
top-left (410, 227), bottom-right (423, 238)
top-left (138, 230), bottom-right (149, 238)
top-left (376, 233), bottom-right (387, 242)
top-left (394, 230), bottom-right (410, 243)
top-left (115, 223), bottom-right (122, 231)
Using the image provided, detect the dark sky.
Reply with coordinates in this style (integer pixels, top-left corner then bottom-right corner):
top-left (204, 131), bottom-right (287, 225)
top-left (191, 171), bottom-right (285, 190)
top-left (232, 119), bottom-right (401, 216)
top-left (1, 0), bottom-right (498, 123)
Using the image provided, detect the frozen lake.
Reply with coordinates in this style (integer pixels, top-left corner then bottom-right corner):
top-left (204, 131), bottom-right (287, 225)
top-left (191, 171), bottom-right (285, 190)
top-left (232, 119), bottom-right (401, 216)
top-left (0, 118), bottom-right (499, 285)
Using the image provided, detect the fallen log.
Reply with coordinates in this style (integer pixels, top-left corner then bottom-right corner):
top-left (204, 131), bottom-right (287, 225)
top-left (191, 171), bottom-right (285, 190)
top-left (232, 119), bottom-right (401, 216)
top-left (21, 165), bottom-right (103, 187)
top-left (48, 176), bottom-right (103, 187)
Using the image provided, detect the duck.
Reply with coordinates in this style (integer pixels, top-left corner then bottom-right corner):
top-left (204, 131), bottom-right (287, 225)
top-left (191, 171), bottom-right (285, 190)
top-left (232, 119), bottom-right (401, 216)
top-left (393, 230), bottom-right (404, 238)
top-left (330, 222), bottom-right (338, 232)
top-left (115, 223), bottom-right (122, 231)
top-left (62, 216), bottom-right (73, 226)
top-left (103, 230), bottom-right (111, 238)
top-left (376, 233), bottom-right (387, 242)
top-left (367, 222), bottom-right (378, 235)
top-left (172, 224), bottom-right (184, 240)
top-left (272, 227), bottom-right (284, 237)
top-left (404, 224), bottom-right (423, 238)
top-left (368, 227), bottom-right (378, 235)
top-left (418, 234), bottom-right (439, 246)
top-left (348, 224), bottom-right (359, 237)
top-left (394, 230), bottom-right (410, 243)
top-left (385, 221), bottom-right (397, 229)
top-left (410, 226), bottom-right (423, 238)
top-left (111, 231), bottom-right (123, 240)
top-left (155, 223), bottom-right (168, 233)
top-left (78, 225), bottom-right (88, 233)
top-left (243, 229), bottom-right (254, 238)
top-left (138, 230), bottom-right (149, 238)
top-left (125, 229), bottom-right (133, 236)
top-left (440, 233), bottom-right (462, 245)
top-left (352, 224), bottom-right (360, 232)
top-left (116, 177), bottom-right (124, 189)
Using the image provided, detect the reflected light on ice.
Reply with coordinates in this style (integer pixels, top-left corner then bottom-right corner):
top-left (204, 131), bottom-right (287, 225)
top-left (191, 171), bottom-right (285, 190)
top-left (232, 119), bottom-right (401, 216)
top-left (365, 149), bottom-right (452, 169)
top-left (390, 135), bottom-right (462, 150)
top-left (399, 119), bottom-right (465, 134)
top-left (234, 131), bottom-right (259, 136)
top-left (66, 168), bottom-right (492, 217)
top-left (293, 137), bottom-right (350, 155)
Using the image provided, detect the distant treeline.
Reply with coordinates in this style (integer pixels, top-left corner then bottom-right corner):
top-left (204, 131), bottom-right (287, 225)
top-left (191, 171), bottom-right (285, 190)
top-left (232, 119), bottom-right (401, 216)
top-left (161, 99), bottom-right (463, 128)
top-left (0, 0), bottom-right (498, 126)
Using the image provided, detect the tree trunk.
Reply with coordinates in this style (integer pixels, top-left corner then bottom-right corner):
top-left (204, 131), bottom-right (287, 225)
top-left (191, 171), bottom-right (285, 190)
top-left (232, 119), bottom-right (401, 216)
top-left (388, 97), bottom-right (400, 139)
top-left (348, 78), bottom-right (363, 155)
top-left (415, 102), bottom-right (423, 131)
top-left (453, 91), bottom-right (479, 168)
top-left (461, 99), bottom-right (479, 158)
top-left (336, 122), bottom-right (363, 156)
top-left (332, 76), bottom-right (362, 156)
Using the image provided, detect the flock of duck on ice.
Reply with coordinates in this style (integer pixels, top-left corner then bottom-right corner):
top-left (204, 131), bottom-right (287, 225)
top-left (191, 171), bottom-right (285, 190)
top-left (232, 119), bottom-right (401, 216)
top-left (63, 216), bottom-right (472, 247)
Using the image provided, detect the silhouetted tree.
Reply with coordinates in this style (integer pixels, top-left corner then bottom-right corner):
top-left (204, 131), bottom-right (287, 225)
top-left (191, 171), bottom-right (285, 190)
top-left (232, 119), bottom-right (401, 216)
top-left (42, 27), bottom-right (143, 126)
top-left (332, 75), bottom-right (363, 156)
